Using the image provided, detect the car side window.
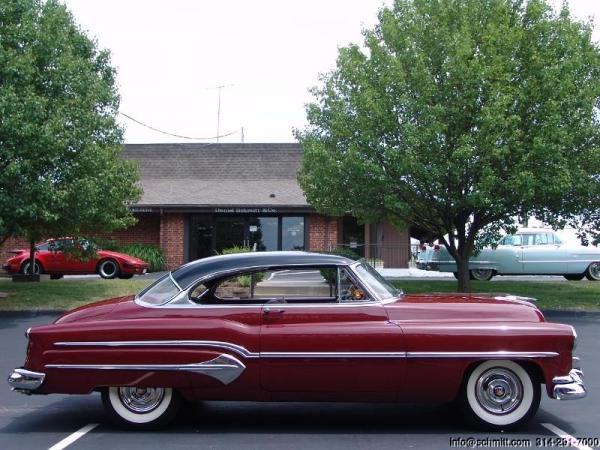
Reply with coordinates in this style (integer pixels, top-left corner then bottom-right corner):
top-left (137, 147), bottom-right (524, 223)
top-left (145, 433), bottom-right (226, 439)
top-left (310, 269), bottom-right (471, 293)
top-left (535, 233), bottom-right (550, 245)
top-left (338, 268), bottom-right (369, 302)
top-left (213, 272), bottom-right (266, 301)
top-left (36, 242), bottom-right (50, 251)
top-left (202, 267), bottom-right (343, 304)
top-left (521, 234), bottom-right (535, 246)
top-left (502, 235), bottom-right (522, 246)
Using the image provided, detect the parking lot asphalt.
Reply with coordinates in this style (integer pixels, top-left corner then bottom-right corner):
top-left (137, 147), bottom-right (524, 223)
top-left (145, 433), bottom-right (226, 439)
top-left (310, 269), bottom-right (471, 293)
top-left (0, 311), bottom-right (598, 450)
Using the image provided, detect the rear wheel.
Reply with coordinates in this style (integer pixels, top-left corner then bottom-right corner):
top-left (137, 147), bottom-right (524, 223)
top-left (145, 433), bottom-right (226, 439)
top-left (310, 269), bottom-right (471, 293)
top-left (102, 386), bottom-right (180, 429)
top-left (98, 259), bottom-right (120, 279)
top-left (585, 262), bottom-right (600, 281)
top-left (21, 261), bottom-right (42, 275)
top-left (470, 269), bottom-right (494, 281)
top-left (564, 274), bottom-right (585, 281)
top-left (459, 360), bottom-right (540, 430)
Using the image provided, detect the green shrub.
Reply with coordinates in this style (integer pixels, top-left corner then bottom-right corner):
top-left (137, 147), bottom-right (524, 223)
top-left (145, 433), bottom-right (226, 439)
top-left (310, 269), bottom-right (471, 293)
top-left (221, 245), bottom-right (252, 255)
top-left (120, 244), bottom-right (166, 272)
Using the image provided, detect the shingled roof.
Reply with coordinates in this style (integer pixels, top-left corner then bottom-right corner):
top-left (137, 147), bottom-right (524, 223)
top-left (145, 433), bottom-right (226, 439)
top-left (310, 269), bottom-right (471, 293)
top-left (121, 143), bottom-right (311, 208)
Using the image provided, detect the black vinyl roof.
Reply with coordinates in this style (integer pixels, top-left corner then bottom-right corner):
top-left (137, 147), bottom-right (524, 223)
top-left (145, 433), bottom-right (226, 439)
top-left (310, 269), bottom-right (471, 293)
top-left (172, 251), bottom-right (354, 289)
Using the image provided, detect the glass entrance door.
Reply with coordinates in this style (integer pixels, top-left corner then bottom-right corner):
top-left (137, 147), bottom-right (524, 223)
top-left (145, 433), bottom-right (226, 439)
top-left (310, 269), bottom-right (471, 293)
top-left (248, 217), bottom-right (278, 251)
top-left (189, 214), bottom-right (306, 261)
top-left (215, 216), bottom-right (246, 253)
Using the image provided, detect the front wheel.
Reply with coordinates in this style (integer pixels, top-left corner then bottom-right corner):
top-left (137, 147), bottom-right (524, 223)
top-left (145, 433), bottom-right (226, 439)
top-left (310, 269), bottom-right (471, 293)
top-left (98, 259), bottom-right (120, 279)
top-left (470, 269), bottom-right (494, 281)
top-left (102, 386), bottom-right (180, 429)
top-left (585, 262), bottom-right (600, 281)
top-left (459, 360), bottom-right (540, 430)
top-left (21, 261), bottom-right (42, 275)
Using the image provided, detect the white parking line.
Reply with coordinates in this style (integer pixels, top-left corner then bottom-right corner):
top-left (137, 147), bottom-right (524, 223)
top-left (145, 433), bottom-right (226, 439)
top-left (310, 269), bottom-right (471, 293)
top-left (48, 423), bottom-right (98, 450)
top-left (541, 423), bottom-right (593, 450)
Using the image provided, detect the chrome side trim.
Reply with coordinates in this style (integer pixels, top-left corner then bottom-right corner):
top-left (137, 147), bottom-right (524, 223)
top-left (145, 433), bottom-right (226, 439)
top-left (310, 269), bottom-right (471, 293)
top-left (45, 354), bottom-right (246, 385)
top-left (405, 351), bottom-right (559, 358)
top-left (261, 352), bottom-right (407, 358)
top-left (54, 340), bottom-right (260, 359)
top-left (53, 341), bottom-right (558, 360)
top-left (7, 368), bottom-right (46, 393)
top-left (169, 272), bottom-right (182, 291)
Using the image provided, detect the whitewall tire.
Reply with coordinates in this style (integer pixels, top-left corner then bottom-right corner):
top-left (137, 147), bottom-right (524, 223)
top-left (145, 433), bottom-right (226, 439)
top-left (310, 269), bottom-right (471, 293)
top-left (460, 360), bottom-right (540, 430)
top-left (470, 269), bottom-right (494, 281)
top-left (102, 386), bottom-right (180, 429)
top-left (585, 262), bottom-right (600, 281)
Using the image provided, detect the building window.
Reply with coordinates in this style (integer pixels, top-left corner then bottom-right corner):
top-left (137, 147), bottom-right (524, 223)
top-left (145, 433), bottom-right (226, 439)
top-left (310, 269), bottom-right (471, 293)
top-left (282, 216), bottom-right (304, 250)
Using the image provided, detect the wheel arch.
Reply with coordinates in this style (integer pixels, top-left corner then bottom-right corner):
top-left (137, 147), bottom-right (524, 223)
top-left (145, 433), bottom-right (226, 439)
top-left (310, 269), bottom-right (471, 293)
top-left (96, 257), bottom-right (121, 272)
top-left (20, 258), bottom-right (45, 273)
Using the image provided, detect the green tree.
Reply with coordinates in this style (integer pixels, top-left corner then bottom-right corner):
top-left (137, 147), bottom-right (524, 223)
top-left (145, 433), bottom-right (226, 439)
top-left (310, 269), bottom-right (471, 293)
top-left (296, 0), bottom-right (600, 292)
top-left (0, 0), bottom-right (140, 273)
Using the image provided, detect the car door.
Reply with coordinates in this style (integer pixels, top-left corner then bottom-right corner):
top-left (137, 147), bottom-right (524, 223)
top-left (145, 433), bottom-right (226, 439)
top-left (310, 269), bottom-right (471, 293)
top-left (174, 278), bottom-right (263, 397)
top-left (521, 232), bottom-right (568, 274)
top-left (493, 235), bottom-right (524, 274)
top-left (259, 267), bottom-right (404, 398)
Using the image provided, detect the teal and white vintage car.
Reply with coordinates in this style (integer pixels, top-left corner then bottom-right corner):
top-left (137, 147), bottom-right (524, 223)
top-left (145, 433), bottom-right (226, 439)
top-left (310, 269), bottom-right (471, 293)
top-left (417, 229), bottom-right (600, 281)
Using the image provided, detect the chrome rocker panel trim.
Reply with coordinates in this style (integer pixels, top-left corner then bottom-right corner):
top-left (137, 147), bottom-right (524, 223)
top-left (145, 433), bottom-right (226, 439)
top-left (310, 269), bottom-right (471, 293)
top-left (45, 354), bottom-right (246, 385)
top-left (8, 368), bottom-right (46, 394)
top-left (553, 368), bottom-right (587, 400)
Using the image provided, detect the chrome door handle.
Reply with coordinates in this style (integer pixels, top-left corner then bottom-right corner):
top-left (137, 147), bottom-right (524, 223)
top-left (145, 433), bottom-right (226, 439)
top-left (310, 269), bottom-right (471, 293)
top-left (263, 307), bottom-right (285, 314)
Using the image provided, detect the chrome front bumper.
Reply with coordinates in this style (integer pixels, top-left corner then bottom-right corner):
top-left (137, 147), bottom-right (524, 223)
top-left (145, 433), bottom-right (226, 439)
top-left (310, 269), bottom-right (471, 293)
top-left (7, 368), bottom-right (45, 394)
top-left (553, 368), bottom-right (586, 400)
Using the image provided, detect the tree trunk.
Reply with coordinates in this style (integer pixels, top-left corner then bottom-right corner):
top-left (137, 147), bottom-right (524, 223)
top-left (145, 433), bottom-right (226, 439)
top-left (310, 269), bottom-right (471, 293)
top-left (455, 257), bottom-right (471, 293)
top-left (28, 239), bottom-right (36, 275)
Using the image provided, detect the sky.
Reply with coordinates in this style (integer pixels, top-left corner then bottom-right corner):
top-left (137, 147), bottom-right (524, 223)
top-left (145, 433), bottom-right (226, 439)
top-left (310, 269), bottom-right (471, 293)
top-left (61, 0), bottom-right (600, 145)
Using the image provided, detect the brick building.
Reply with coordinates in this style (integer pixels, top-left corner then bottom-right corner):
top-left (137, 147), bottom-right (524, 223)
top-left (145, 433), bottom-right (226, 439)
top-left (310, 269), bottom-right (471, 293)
top-left (1, 143), bottom-right (410, 271)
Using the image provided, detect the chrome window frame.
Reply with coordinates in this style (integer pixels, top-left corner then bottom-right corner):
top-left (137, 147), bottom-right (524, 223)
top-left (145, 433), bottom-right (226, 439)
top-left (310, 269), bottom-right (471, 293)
top-left (135, 261), bottom-right (392, 309)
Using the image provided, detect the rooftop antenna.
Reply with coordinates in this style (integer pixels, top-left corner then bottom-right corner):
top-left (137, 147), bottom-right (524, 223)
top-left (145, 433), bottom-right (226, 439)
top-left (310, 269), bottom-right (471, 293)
top-left (207, 84), bottom-right (233, 143)
top-left (241, 126), bottom-right (245, 143)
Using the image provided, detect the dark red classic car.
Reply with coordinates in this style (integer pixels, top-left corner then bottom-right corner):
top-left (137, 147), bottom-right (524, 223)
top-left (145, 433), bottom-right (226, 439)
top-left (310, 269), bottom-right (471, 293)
top-left (8, 252), bottom-right (585, 430)
top-left (3, 238), bottom-right (149, 279)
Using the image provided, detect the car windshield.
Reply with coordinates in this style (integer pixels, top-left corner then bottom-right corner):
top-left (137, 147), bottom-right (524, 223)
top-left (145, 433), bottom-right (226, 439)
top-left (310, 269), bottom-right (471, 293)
top-left (137, 274), bottom-right (180, 306)
top-left (354, 261), bottom-right (402, 300)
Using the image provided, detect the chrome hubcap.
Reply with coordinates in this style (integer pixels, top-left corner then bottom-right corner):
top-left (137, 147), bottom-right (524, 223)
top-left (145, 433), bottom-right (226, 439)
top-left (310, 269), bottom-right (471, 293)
top-left (590, 263), bottom-right (600, 280)
top-left (472, 269), bottom-right (492, 280)
top-left (118, 387), bottom-right (165, 414)
top-left (475, 368), bottom-right (522, 415)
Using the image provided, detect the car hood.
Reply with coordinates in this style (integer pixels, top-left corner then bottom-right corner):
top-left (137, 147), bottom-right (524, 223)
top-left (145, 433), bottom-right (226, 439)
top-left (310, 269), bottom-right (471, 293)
top-left (54, 295), bottom-right (136, 324)
top-left (98, 250), bottom-right (148, 265)
top-left (385, 293), bottom-right (544, 323)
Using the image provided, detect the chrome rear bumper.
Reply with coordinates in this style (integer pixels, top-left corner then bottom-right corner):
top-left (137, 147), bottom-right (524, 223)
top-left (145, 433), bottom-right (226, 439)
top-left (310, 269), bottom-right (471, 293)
top-left (553, 368), bottom-right (586, 400)
top-left (7, 368), bottom-right (45, 394)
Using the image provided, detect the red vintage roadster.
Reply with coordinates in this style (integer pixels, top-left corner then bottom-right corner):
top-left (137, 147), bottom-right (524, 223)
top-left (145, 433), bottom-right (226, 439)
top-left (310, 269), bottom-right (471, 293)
top-left (3, 238), bottom-right (149, 279)
top-left (8, 252), bottom-right (585, 429)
